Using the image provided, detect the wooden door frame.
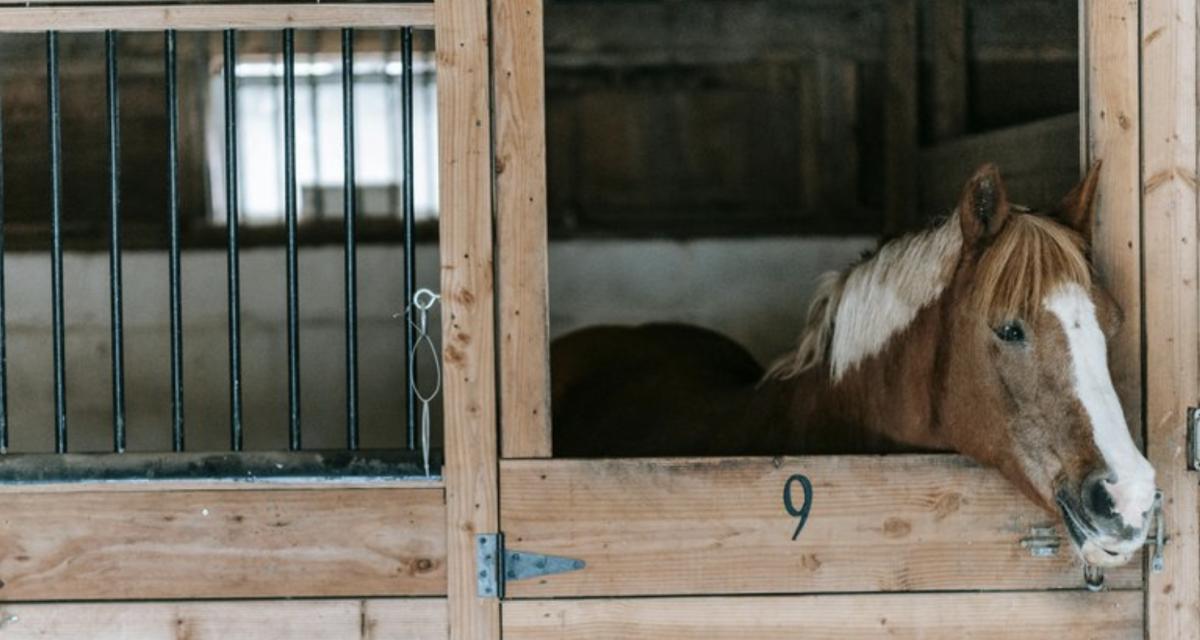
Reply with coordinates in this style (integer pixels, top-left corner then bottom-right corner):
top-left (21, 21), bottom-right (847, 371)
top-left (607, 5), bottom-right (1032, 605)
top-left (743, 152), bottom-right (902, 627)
top-left (488, 0), bottom-right (1200, 637)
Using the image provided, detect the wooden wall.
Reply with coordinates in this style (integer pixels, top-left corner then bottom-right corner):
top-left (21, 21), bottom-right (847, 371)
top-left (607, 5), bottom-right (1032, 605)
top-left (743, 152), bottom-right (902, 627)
top-left (544, 0), bottom-right (1080, 237)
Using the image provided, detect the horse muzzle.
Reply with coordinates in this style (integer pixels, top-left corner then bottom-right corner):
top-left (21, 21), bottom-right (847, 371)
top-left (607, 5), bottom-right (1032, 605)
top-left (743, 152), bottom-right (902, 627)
top-left (1056, 481), bottom-right (1156, 568)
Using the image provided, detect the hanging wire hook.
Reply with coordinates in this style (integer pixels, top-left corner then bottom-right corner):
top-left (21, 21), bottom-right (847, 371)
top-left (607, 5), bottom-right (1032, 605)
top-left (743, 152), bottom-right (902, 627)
top-left (396, 288), bottom-right (441, 476)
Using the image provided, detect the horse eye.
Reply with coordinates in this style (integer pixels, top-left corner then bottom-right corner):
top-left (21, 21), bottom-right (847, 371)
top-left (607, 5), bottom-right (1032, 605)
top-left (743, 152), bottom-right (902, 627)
top-left (994, 322), bottom-right (1026, 343)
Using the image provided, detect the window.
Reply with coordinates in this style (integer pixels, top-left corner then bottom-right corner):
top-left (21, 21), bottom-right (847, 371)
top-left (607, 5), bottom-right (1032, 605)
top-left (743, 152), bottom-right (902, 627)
top-left (206, 50), bottom-right (438, 226)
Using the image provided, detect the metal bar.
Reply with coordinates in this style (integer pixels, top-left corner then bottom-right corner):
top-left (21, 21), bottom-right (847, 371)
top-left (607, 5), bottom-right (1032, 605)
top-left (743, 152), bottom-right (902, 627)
top-left (0, 85), bottom-right (8, 454)
top-left (401, 26), bottom-right (416, 450)
top-left (224, 29), bottom-right (243, 451)
top-left (47, 31), bottom-right (67, 454)
top-left (105, 30), bottom-right (127, 453)
top-left (283, 28), bottom-right (301, 451)
top-left (342, 28), bottom-right (359, 450)
top-left (165, 29), bottom-right (184, 452)
top-left (0, 449), bottom-right (443, 485)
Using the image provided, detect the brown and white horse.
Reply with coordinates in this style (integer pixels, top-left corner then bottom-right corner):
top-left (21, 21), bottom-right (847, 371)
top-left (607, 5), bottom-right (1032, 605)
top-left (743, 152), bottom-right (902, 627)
top-left (551, 163), bottom-right (1157, 568)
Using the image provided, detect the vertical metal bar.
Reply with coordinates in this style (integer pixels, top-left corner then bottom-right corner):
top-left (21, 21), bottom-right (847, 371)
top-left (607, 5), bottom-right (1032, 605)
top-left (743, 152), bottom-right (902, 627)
top-left (47, 31), bottom-right (67, 454)
top-left (166, 29), bottom-right (184, 452)
top-left (0, 83), bottom-right (8, 454)
top-left (342, 28), bottom-right (359, 450)
top-left (401, 27), bottom-right (416, 450)
top-left (224, 29), bottom-right (243, 451)
top-left (283, 29), bottom-right (301, 451)
top-left (106, 30), bottom-right (127, 453)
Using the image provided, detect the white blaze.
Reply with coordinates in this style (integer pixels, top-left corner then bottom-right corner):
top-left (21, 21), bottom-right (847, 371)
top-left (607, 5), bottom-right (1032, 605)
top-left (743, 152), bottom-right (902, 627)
top-left (1044, 284), bottom-right (1156, 528)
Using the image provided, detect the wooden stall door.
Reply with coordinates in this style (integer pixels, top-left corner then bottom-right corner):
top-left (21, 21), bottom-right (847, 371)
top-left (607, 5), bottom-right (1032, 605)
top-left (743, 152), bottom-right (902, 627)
top-left (1140, 0), bottom-right (1200, 636)
top-left (489, 0), bottom-right (1200, 637)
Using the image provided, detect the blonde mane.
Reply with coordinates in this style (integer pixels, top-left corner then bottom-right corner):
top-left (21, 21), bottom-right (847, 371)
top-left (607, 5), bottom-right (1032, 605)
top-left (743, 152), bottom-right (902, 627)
top-left (765, 210), bottom-right (1091, 382)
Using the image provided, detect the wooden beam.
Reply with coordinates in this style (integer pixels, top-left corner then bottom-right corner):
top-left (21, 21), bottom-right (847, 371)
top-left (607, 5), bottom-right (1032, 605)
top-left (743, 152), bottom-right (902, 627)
top-left (499, 456), bottom-right (1139, 597)
top-left (503, 592), bottom-right (1142, 639)
top-left (883, 0), bottom-right (919, 235)
top-left (1139, 0), bottom-right (1200, 636)
top-left (0, 599), bottom-right (446, 639)
top-left (494, 0), bottom-right (552, 459)
top-left (0, 3), bottom-right (435, 32)
top-left (0, 488), bottom-right (444, 600)
top-left (1080, 0), bottom-right (1142, 450)
top-left (435, 0), bottom-right (500, 636)
top-left (929, 0), bottom-right (967, 141)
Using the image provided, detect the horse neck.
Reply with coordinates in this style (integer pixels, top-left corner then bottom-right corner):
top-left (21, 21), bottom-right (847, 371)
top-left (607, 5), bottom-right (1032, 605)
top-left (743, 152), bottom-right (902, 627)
top-left (753, 301), bottom-right (951, 454)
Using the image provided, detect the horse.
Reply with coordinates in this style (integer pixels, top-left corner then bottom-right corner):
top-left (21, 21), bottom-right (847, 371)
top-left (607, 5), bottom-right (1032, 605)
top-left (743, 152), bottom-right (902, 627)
top-left (550, 163), bottom-right (1157, 568)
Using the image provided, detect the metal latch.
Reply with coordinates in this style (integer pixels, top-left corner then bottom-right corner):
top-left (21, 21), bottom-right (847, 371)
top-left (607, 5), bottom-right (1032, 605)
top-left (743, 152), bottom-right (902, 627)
top-left (1020, 525), bottom-right (1061, 557)
top-left (475, 533), bottom-right (585, 599)
top-left (1188, 407), bottom-right (1199, 472)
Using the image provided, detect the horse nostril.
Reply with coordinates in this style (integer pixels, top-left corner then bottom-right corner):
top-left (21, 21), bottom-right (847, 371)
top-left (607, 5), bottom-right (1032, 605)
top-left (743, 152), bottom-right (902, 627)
top-left (1082, 472), bottom-right (1117, 520)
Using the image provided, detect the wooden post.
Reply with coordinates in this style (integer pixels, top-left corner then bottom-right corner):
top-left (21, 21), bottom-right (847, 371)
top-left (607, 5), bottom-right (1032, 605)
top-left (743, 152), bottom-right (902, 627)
top-left (436, 0), bottom-right (500, 636)
top-left (1140, 0), bottom-right (1200, 636)
top-left (494, 0), bottom-right (552, 459)
top-left (929, 0), bottom-right (966, 142)
top-left (1080, 0), bottom-right (1141, 446)
top-left (884, 0), bottom-right (918, 235)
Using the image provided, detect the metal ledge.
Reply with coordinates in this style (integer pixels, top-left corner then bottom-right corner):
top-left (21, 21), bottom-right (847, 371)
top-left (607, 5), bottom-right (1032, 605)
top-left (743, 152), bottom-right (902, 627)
top-left (0, 448), bottom-right (442, 485)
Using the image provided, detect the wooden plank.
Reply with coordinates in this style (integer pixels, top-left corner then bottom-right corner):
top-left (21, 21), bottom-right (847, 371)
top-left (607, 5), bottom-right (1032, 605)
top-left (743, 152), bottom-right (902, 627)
top-left (0, 488), bottom-right (444, 600)
top-left (929, 0), bottom-right (967, 141)
top-left (0, 3), bottom-right (434, 32)
top-left (503, 592), bottom-right (1143, 639)
top-left (1139, 0), bottom-right (1200, 636)
top-left (883, 0), bottom-right (919, 235)
top-left (1080, 0), bottom-right (1142, 448)
top-left (435, 0), bottom-right (500, 636)
top-left (499, 456), bottom-right (1140, 597)
top-left (0, 599), bottom-right (446, 639)
top-left (493, 0), bottom-right (552, 459)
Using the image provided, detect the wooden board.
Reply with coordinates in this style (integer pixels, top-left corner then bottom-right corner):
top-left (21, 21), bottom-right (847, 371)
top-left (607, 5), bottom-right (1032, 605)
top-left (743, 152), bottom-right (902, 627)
top-left (503, 592), bottom-right (1142, 639)
top-left (493, 0), bottom-right (552, 459)
top-left (435, 0), bottom-right (500, 637)
top-left (1080, 0), bottom-right (1142, 447)
top-left (0, 488), bottom-right (444, 600)
top-left (0, 3), bottom-right (434, 31)
top-left (0, 598), bottom-right (445, 639)
top-left (1139, 0), bottom-right (1200, 636)
top-left (929, 0), bottom-right (967, 142)
top-left (499, 456), bottom-right (1140, 597)
top-left (883, 0), bottom-right (918, 234)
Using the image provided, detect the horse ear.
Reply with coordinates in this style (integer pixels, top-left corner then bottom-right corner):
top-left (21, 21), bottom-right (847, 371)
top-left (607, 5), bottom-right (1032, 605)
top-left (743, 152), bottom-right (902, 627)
top-left (958, 163), bottom-right (1011, 245)
top-left (1052, 160), bottom-right (1101, 243)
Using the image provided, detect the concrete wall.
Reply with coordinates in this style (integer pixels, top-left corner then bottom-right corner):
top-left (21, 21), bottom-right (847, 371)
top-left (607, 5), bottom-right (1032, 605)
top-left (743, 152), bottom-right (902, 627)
top-left (4, 236), bottom-right (873, 453)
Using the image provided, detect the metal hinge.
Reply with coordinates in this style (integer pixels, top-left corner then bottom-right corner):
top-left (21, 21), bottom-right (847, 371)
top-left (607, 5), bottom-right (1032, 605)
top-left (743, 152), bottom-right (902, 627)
top-left (1188, 406), bottom-right (1200, 472)
top-left (475, 533), bottom-right (586, 599)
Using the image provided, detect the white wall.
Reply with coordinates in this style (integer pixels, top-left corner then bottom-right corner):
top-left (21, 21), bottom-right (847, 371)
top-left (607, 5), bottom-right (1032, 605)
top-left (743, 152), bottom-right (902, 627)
top-left (2, 236), bottom-right (873, 453)
top-left (549, 237), bottom-right (874, 364)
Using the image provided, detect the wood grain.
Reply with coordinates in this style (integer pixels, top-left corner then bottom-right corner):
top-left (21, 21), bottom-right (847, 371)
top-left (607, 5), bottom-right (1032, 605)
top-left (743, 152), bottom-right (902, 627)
top-left (1139, 0), bottom-right (1200, 636)
top-left (0, 598), bottom-right (446, 639)
top-left (0, 488), bottom-right (444, 600)
top-left (435, 0), bottom-right (500, 636)
top-left (503, 592), bottom-right (1143, 639)
top-left (499, 455), bottom-right (1140, 597)
top-left (494, 0), bottom-right (552, 459)
top-left (0, 4), bottom-right (434, 32)
top-left (1080, 0), bottom-right (1142, 448)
